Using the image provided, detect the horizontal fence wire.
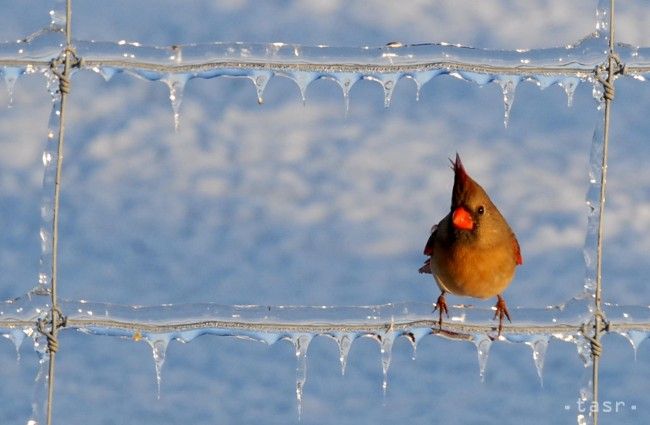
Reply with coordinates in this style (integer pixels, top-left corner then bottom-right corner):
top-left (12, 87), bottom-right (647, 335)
top-left (2, 299), bottom-right (650, 337)
top-left (1, 35), bottom-right (649, 79)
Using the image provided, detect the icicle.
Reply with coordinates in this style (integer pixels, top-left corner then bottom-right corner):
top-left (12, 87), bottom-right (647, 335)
top-left (535, 75), bottom-right (561, 90)
top-left (163, 74), bottom-right (188, 132)
top-left (28, 330), bottom-right (50, 425)
top-left (3, 328), bottom-right (27, 362)
top-left (368, 74), bottom-right (400, 108)
top-left (35, 70), bottom-right (63, 294)
top-left (472, 333), bottom-right (492, 382)
top-left (258, 332), bottom-right (285, 346)
top-left (290, 72), bottom-right (317, 105)
top-left (93, 66), bottom-right (119, 82)
top-left (334, 333), bottom-right (354, 376)
top-left (452, 71), bottom-right (495, 86)
top-left (409, 70), bottom-right (443, 101)
top-left (146, 336), bottom-right (170, 399)
top-left (292, 334), bottom-right (312, 420)
top-left (3, 67), bottom-right (23, 107)
top-left (525, 335), bottom-right (549, 386)
top-left (249, 71), bottom-right (272, 104)
top-left (575, 332), bottom-right (594, 425)
top-left (583, 114), bottom-right (605, 296)
top-left (382, 78), bottom-right (395, 108)
top-left (175, 329), bottom-right (203, 344)
top-left (404, 328), bottom-right (429, 361)
top-left (404, 332), bottom-right (417, 360)
top-left (333, 72), bottom-right (361, 115)
top-left (619, 330), bottom-right (648, 361)
top-left (559, 77), bottom-right (580, 107)
top-left (362, 74), bottom-right (399, 107)
top-left (377, 332), bottom-right (395, 396)
top-left (496, 75), bottom-right (521, 128)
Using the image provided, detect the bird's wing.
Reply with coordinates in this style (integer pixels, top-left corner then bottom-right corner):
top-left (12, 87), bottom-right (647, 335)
top-left (418, 258), bottom-right (432, 274)
top-left (423, 224), bottom-right (438, 256)
top-left (513, 236), bottom-right (523, 265)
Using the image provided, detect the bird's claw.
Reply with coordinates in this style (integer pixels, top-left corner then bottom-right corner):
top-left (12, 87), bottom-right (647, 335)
top-left (433, 293), bottom-right (449, 330)
top-left (493, 295), bottom-right (511, 336)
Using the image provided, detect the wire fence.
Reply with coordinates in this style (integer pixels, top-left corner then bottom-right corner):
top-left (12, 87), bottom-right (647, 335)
top-left (0, 0), bottom-right (647, 424)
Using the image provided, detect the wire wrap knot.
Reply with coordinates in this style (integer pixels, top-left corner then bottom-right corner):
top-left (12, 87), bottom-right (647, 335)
top-left (36, 306), bottom-right (67, 354)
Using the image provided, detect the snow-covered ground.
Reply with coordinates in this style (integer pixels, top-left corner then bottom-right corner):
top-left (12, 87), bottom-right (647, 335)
top-left (1, 1), bottom-right (650, 424)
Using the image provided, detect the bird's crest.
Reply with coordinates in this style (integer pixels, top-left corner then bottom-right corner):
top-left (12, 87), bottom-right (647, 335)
top-left (450, 153), bottom-right (471, 206)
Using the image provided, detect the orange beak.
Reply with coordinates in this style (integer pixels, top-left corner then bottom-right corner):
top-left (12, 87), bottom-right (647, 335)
top-left (452, 207), bottom-right (474, 230)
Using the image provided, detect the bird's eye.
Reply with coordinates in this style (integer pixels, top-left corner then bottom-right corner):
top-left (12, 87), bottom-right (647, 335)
top-left (477, 206), bottom-right (485, 215)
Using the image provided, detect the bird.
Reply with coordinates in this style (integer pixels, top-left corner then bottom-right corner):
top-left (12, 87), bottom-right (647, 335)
top-left (419, 153), bottom-right (522, 336)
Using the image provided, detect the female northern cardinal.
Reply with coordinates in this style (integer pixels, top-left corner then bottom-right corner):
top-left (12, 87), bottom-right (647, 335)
top-left (419, 154), bottom-right (522, 336)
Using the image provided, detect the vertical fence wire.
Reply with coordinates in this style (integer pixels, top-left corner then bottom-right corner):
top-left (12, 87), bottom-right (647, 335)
top-left (43, 0), bottom-right (74, 424)
top-left (591, 0), bottom-right (616, 424)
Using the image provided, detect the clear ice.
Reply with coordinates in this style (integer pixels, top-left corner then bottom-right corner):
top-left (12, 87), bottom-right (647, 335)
top-left (333, 333), bottom-right (355, 375)
top-left (7, 11), bottom-right (650, 129)
top-left (147, 336), bottom-right (170, 399)
top-left (292, 334), bottom-right (312, 420)
top-left (2, 0), bottom-right (650, 423)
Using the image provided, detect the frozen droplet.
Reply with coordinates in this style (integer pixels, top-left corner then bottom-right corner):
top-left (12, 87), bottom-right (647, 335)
top-left (363, 74), bottom-right (400, 108)
top-left (335, 333), bottom-right (354, 375)
top-left (382, 79), bottom-right (394, 107)
top-left (41, 150), bottom-right (53, 166)
top-left (163, 75), bottom-right (188, 131)
top-left (147, 336), bottom-right (170, 399)
top-left (39, 228), bottom-right (50, 247)
top-left (334, 72), bottom-right (361, 115)
top-left (250, 71), bottom-right (272, 105)
top-left (620, 330), bottom-right (648, 361)
top-left (290, 72), bottom-right (317, 105)
top-left (559, 77), bottom-right (580, 107)
top-left (377, 74), bottom-right (400, 108)
top-left (525, 335), bottom-right (549, 386)
top-left (293, 334), bottom-right (312, 420)
top-left (472, 334), bottom-right (492, 382)
top-left (496, 76), bottom-right (520, 128)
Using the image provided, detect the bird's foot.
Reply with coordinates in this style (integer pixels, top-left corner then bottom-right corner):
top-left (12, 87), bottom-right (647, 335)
top-left (433, 293), bottom-right (449, 330)
top-left (493, 295), bottom-right (511, 337)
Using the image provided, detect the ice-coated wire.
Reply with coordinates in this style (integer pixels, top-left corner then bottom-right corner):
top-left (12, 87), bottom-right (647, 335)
top-left (42, 1), bottom-right (74, 425)
top-left (590, 1), bottom-right (617, 424)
